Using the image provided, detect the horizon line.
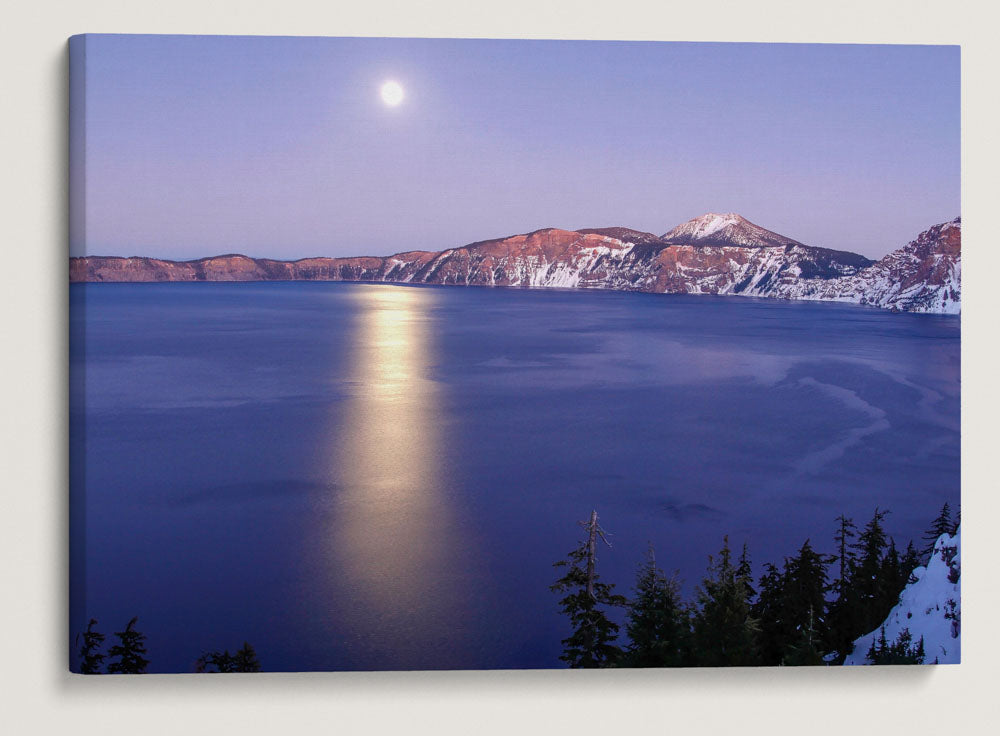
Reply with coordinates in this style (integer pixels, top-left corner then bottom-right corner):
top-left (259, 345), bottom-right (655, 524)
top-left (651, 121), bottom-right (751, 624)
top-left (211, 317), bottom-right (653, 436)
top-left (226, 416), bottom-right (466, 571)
top-left (70, 212), bottom-right (961, 264)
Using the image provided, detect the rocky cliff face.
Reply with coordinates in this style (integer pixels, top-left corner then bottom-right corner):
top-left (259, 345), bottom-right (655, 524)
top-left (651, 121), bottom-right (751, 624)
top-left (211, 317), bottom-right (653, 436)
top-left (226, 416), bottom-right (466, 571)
top-left (70, 214), bottom-right (961, 314)
top-left (768, 218), bottom-right (961, 314)
top-left (68, 252), bottom-right (437, 283)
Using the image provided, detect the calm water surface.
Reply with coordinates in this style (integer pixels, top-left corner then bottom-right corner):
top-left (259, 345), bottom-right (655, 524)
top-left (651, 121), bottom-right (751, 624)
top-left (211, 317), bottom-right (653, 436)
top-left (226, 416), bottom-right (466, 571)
top-left (69, 283), bottom-right (960, 672)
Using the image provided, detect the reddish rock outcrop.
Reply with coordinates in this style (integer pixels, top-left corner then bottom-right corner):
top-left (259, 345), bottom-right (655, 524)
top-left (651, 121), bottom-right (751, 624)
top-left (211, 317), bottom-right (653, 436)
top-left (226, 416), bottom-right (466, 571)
top-left (70, 213), bottom-right (961, 313)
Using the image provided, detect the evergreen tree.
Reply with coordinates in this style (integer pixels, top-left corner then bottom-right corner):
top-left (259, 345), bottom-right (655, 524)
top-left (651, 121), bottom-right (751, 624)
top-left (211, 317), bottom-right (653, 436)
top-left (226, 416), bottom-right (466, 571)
top-left (77, 618), bottom-right (106, 675)
top-left (782, 607), bottom-right (826, 666)
top-left (752, 540), bottom-right (831, 665)
top-left (921, 503), bottom-right (955, 558)
top-left (826, 515), bottom-right (858, 660)
top-left (624, 545), bottom-right (689, 667)
top-left (233, 642), bottom-right (261, 672)
top-left (865, 627), bottom-right (925, 665)
top-left (737, 543), bottom-right (756, 608)
top-left (900, 541), bottom-right (921, 587)
top-left (196, 644), bottom-right (259, 673)
top-left (832, 515), bottom-right (858, 596)
top-left (779, 539), bottom-right (831, 663)
top-left (880, 538), bottom-right (902, 613)
top-left (852, 508), bottom-right (891, 636)
top-left (106, 617), bottom-right (150, 674)
top-left (752, 562), bottom-right (786, 665)
top-left (195, 650), bottom-right (236, 673)
top-left (551, 512), bottom-right (626, 668)
top-left (691, 537), bottom-right (759, 666)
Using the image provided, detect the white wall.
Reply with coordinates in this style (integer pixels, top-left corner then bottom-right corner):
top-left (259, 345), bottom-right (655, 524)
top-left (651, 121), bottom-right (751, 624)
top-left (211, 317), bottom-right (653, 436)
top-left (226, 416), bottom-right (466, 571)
top-left (2, 1), bottom-right (997, 733)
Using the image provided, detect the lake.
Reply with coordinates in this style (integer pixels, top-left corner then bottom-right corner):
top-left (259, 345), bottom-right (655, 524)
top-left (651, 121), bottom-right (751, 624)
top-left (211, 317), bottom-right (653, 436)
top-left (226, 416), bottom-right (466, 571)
top-left (69, 282), bottom-right (960, 672)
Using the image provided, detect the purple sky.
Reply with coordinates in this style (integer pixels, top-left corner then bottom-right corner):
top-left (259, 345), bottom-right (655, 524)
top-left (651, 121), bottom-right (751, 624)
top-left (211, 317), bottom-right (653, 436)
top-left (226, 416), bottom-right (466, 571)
top-left (70, 35), bottom-right (959, 260)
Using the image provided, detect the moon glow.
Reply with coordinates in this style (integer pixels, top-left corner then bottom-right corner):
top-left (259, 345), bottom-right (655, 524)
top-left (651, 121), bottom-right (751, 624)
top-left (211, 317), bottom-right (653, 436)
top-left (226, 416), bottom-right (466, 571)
top-left (380, 80), bottom-right (405, 107)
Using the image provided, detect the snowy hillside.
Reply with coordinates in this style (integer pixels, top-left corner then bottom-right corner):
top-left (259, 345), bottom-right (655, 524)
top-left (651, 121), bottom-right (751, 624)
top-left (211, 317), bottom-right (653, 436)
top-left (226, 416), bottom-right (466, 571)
top-left (661, 212), bottom-right (806, 248)
top-left (844, 528), bottom-right (961, 665)
top-left (774, 219), bottom-right (962, 314)
top-left (71, 214), bottom-right (961, 314)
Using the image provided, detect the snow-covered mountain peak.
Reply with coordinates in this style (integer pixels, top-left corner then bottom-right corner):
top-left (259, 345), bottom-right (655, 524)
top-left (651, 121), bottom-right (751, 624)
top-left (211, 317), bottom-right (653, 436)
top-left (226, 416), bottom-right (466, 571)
top-left (661, 212), bottom-right (804, 248)
top-left (684, 212), bottom-right (746, 237)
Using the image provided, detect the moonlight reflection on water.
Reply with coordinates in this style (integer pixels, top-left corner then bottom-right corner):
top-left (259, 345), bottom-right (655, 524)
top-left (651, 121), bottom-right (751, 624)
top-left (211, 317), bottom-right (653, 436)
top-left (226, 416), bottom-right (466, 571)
top-left (327, 286), bottom-right (474, 667)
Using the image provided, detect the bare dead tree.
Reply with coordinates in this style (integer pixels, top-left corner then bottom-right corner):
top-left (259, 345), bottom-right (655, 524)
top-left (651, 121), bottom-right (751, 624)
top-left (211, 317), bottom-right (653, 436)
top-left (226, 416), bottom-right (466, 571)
top-left (580, 509), bottom-right (613, 599)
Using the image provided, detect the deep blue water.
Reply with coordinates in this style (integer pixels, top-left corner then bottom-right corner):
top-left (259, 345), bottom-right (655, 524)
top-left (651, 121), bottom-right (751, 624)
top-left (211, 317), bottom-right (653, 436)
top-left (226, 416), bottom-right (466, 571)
top-left (69, 282), bottom-right (960, 672)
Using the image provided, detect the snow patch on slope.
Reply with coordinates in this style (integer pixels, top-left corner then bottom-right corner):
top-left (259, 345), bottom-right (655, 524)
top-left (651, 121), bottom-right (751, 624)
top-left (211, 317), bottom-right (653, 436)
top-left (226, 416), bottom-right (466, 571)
top-left (689, 213), bottom-right (742, 238)
top-left (772, 219), bottom-right (961, 314)
top-left (844, 528), bottom-right (961, 665)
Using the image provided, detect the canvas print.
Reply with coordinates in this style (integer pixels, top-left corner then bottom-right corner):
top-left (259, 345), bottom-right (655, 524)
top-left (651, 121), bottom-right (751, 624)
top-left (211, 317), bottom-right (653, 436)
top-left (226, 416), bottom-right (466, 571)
top-left (69, 35), bottom-right (960, 673)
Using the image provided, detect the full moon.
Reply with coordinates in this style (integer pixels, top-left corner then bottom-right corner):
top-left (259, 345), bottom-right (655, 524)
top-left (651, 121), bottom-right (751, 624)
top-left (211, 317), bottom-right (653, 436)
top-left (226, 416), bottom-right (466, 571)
top-left (380, 80), bottom-right (404, 107)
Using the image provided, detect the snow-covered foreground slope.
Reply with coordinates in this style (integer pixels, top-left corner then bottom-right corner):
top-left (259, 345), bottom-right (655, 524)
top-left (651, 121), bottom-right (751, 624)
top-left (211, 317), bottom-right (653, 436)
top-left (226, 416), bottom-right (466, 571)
top-left (845, 528), bottom-right (961, 665)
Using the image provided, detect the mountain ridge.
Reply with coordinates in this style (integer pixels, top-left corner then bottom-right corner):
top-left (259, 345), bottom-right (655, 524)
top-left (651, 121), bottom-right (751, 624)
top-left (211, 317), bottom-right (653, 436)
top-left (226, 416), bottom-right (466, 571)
top-left (69, 213), bottom-right (961, 314)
